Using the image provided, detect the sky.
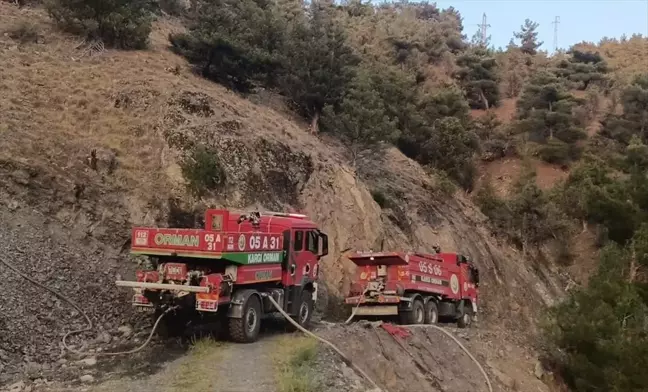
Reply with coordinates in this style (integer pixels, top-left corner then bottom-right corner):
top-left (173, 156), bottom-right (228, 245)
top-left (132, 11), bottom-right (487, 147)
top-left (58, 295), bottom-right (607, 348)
top-left (372, 0), bottom-right (648, 52)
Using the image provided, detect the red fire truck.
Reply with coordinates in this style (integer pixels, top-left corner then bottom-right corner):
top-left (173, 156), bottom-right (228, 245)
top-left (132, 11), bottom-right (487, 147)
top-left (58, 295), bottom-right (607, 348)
top-left (115, 209), bottom-right (328, 343)
top-left (344, 250), bottom-right (480, 328)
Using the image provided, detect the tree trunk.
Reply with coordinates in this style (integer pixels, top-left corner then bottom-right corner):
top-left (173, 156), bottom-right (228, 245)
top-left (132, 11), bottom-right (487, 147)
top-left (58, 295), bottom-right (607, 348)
top-left (548, 101), bottom-right (553, 140)
top-left (202, 48), bottom-right (216, 78)
top-left (479, 90), bottom-right (489, 110)
top-left (629, 245), bottom-right (638, 283)
top-left (310, 111), bottom-right (320, 135)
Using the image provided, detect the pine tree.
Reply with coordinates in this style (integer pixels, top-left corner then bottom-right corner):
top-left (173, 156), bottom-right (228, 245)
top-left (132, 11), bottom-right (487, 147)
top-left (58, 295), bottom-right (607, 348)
top-left (602, 74), bottom-right (648, 144)
top-left (168, 0), bottom-right (284, 91)
top-left (552, 49), bottom-right (609, 90)
top-left (454, 46), bottom-right (500, 109)
top-left (321, 70), bottom-right (399, 166)
top-left (516, 71), bottom-right (586, 164)
top-left (470, 27), bottom-right (491, 49)
top-left (46, 0), bottom-right (155, 49)
top-left (513, 18), bottom-right (543, 55)
top-left (277, 0), bottom-right (359, 133)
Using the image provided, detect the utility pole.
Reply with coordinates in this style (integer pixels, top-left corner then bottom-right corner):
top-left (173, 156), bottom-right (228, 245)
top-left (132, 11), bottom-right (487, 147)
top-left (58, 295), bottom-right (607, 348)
top-left (478, 13), bottom-right (491, 46)
top-left (552, 16), bottom-right (560, 53)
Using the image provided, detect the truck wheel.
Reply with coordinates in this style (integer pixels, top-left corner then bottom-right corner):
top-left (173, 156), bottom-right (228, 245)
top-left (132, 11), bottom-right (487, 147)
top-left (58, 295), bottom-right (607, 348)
top-left (457, 302), bottom-right (473, 329)
top-left (287, 289), bottom-right (314, 331)
top-left (229, 294), bottom-right (262, 343)
top-left (400, 299), bottom-right (425, 325)
top-left (424, 301), bottom-right (439, 324)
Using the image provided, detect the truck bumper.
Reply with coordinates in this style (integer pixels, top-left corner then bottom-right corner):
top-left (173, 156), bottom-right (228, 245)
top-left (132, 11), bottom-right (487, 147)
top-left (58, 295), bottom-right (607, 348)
top-left (115, 280), bottom-right (210, 293)
top-left (354, 305), bottom-right (399, 316)
top-left (116, 280), bottom-right (222, 312)
top-left (345, 294), bottom-right (401, 305)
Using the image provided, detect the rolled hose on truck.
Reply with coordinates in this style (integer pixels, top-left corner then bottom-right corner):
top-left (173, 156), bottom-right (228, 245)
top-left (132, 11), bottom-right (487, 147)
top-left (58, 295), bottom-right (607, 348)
top-left (1, 256), bottom-right (492, 392)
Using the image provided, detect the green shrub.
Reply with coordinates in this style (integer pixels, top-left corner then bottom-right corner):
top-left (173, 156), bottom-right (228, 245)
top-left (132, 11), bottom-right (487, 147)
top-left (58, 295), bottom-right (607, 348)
top-left (180, 146), bottom-right (227, 197)
top-left (371, 190), bottom-right (387, 208)
top-left (45, 0), bottom-right (154, 49)
top-left (157, 0), bottom-right (185, 16)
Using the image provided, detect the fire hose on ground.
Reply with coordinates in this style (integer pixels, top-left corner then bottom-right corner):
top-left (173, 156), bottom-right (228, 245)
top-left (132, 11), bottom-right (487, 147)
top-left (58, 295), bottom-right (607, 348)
top-left (342, 286), bottom-right (493, 392)
top-left (3, 256), bottom-right (491, 392)
top-left (0, 256), bottom-right (175, 357)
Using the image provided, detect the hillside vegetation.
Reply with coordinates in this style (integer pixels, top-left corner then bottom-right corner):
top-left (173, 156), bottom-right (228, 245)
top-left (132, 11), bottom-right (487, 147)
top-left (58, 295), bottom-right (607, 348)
top-left (2, 0), bottom-right (648, 391)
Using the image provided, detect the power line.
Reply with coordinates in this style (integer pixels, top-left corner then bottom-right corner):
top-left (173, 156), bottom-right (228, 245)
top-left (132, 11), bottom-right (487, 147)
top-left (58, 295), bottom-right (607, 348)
top-left (552, 16), bottom-right (560, 53)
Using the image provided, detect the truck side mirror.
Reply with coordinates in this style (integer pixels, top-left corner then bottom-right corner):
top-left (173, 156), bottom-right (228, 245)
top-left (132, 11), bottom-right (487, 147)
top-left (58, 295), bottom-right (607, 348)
top-left (471, 267), bottom-right (480, 285)
top-left (319, 232), bottom-right (329, 257)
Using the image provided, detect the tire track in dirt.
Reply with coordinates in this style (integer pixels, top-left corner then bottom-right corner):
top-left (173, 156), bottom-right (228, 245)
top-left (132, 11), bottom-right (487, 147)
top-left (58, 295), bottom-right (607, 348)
top-left (212, 336), bottom-right (279, 392)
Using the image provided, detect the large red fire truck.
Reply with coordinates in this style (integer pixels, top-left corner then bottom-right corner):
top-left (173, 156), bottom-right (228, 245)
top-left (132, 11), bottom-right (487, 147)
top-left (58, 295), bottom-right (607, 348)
top-left (115, 209), bottom-right (328, 343)
top-left (344, 250), bottom-right (480, 328)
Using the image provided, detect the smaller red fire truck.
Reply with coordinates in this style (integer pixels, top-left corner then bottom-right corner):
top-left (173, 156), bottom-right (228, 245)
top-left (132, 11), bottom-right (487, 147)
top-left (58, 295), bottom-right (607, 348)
top-left (344, 249), bottom-right (480, 328)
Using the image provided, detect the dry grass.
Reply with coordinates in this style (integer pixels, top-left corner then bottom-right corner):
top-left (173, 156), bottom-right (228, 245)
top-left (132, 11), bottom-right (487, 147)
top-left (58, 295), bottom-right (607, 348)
top-left (574, 37), bottom-right (648, 85)
top-left (470, 97), bottom-right (518, 124)
top-left (475, 157), bottom-right (569, 198)
top-left (0, 2), bottom-right (338, 214)
top-left (272, 335), bottom-right (320, 392)
top-left (164, 337), bottom-right (223, 392)
top-left (4, 19), bottom-right (40, 44)
top-left (0, 3), bottom-right (176, 202)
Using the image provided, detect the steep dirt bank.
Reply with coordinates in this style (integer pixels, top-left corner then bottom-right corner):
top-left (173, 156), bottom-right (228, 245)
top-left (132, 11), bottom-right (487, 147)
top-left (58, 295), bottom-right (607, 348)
top-left (1, 3), bottom-right (567, 389)
top-left (8, 321), bottom-right (551, 392)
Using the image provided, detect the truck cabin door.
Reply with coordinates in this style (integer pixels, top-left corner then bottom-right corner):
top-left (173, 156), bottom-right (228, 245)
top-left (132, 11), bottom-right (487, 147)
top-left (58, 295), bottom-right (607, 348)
top-left (284, 229), bottom-right (320, 286)
top-left (303, 230), bottom-right (319, 281)
top-left (285, 229), bottom-right (307, 285)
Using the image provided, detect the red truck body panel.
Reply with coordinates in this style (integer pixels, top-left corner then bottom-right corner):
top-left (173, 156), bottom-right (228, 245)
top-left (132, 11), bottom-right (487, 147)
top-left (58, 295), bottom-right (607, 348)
top-left (345, 251), bottom-right (478, 305)
top-left (130, 209), bottom-right (318, 262)
top-left (122, 208), bottom-right (327, 310)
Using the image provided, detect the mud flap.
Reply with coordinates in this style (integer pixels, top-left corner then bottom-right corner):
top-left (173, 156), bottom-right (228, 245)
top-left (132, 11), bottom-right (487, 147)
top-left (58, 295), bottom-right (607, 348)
top-left (227, 289), bottom-right (259, 319)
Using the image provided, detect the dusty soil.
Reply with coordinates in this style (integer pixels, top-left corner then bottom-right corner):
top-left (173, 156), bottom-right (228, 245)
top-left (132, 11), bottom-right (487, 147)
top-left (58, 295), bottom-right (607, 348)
top-left (0, 3), bottom-right (570, 392)
top-left (7, 320), bottom-right (553, 392)
top-left (474, 157), bottom-right (569, 198)
top-left (470, 98), bottom-right (518, 124)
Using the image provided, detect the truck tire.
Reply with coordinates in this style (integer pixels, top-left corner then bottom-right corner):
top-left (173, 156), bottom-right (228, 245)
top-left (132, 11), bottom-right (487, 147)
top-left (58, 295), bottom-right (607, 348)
top-left (457, 302), bottom-right (473, 329)
top-left (400, 299), bottom-right (425, 325)
top-left (424, 300), bottom-right (439, 324)
top-left (228, 294), bottom-right (262, 343)
top-left (287, 289), bottom-right (314, 331)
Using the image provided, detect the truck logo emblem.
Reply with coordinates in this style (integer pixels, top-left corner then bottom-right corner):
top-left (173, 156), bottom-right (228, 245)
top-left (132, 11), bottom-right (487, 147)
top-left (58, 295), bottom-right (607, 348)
top-left (238, 234), bottom-right (246, 251)
top-left (134, 230), bottom-right (148, 246)
top-left (154, 233), bottom-right (199, 247)
top-left (450, 274), bottom-right (459, 294)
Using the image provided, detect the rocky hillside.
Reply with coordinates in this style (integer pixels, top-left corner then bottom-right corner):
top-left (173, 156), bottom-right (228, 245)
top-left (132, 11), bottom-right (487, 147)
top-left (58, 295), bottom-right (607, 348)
top-left (0, 3), bottom-right (567, 390)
